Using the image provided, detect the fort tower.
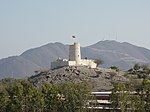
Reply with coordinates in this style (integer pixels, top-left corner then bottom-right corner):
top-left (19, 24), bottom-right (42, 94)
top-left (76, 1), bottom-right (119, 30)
top-left (69, 42), bottom-right (81, 65)
top-left (51, 42), bottom-right (97, 69)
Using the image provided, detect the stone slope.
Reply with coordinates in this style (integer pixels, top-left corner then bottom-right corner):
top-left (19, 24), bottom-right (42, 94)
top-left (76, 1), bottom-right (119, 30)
top-left (29, 66), bottom-right (129, 91)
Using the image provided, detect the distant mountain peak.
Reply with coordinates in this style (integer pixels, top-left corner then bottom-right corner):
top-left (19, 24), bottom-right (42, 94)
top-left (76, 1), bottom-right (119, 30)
top-left (1, 40), bottom-right (150, 79)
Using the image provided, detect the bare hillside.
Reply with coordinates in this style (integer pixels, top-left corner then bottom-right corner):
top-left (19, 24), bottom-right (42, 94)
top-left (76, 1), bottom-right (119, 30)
top-left (29, 66), bottom-right (129, 91)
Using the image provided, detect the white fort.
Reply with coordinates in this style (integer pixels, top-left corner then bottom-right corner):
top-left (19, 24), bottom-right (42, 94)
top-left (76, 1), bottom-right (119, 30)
top-left (51, 42), bottom-right (97, 69)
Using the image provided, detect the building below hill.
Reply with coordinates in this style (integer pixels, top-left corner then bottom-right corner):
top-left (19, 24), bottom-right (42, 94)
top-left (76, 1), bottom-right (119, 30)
top-left (51, 42), bottom-right (97, 69)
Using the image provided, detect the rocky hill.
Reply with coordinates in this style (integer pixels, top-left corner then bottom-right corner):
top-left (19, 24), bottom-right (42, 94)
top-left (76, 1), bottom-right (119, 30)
top-left (29, 66), bottom-right (129, 91)
top-left (1, 40), bottom-right (150, 79)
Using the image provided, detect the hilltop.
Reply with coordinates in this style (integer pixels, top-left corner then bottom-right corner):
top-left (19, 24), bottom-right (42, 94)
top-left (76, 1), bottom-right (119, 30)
top-left (1, 40), bottom-right (150, 78)
top-left (29, 66), bottom-right (129, 91)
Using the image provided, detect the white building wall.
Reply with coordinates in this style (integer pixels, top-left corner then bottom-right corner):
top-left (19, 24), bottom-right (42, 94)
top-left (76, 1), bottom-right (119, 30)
top-left (80, 59), bottom-right (97, 68)
top-left (68, 61), bottom-right (76, 66)
top-left (51, 42), bottom-right (97, 69)
top-left (51, 60), bottom-right (97, 69)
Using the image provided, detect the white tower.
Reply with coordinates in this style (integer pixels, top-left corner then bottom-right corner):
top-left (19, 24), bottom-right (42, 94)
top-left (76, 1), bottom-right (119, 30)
top-left (69, 42), bottom-right (81, 65)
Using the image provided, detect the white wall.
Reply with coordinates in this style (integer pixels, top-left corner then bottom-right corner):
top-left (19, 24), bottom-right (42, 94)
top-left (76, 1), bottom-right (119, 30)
top-left (68, 61), bottom-right (76, 66)
top-left (51, 42), bottom-right (97, 69)
top-left (51, 59), bottom-right (97, 69)
top-left (80, 59), bottom-right (97, 68)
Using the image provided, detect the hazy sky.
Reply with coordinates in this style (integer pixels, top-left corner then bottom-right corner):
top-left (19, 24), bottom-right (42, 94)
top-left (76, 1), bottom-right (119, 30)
top-left (0, 0), bottom-right (150, 59)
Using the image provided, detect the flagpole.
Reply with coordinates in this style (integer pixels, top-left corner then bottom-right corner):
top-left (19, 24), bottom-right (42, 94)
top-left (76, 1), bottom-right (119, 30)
top-left (72, 35), bottom-right (76, 43)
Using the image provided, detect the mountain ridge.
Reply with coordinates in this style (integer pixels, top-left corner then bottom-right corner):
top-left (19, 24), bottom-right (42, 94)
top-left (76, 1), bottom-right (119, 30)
top-left (1, 40), bottom-right (150, 79)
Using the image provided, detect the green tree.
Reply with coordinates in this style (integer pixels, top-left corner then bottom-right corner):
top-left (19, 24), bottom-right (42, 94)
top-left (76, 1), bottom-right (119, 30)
top-left (41, 82), bottom-right (91, 112)
top-left (110, 66), bottom-right (119, 72)
top-left (94, 59), bottom-right (104, 67)
top-left (41, 83), bottom-right (59, 111)
top-left (6, 81), bottom-right (24, 112)
top-left (142, 79), bottom-right (150, 111)
top-left (133, 63), bottom-right (141, 71)
top-left (21, 80), bottom-right (44, 112)
top-left (0, 78), bottom-right (92, 112)
top-left (129, 90), bottom-right (145, 112)
top-left (29, 87), bottom-right (44, 112)
top-left (0, 83), bottom-right (9, 112)
top-left (110, 83), bottom-right (128, 112)
top-left (57, 82), bottom-right (90, 112)
top-left (110, 83), bottom-right (147, 112)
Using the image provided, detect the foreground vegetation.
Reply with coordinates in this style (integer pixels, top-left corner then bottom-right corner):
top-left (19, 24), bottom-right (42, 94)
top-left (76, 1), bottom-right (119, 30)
top-left (110, 64), bottom-right (150, 112)
top-left (110, 80), bottom-right (150, 112)
top-left (0, 64), bottom-right (150, 112)
top-left (0, 79), bottom-right (92, 112)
